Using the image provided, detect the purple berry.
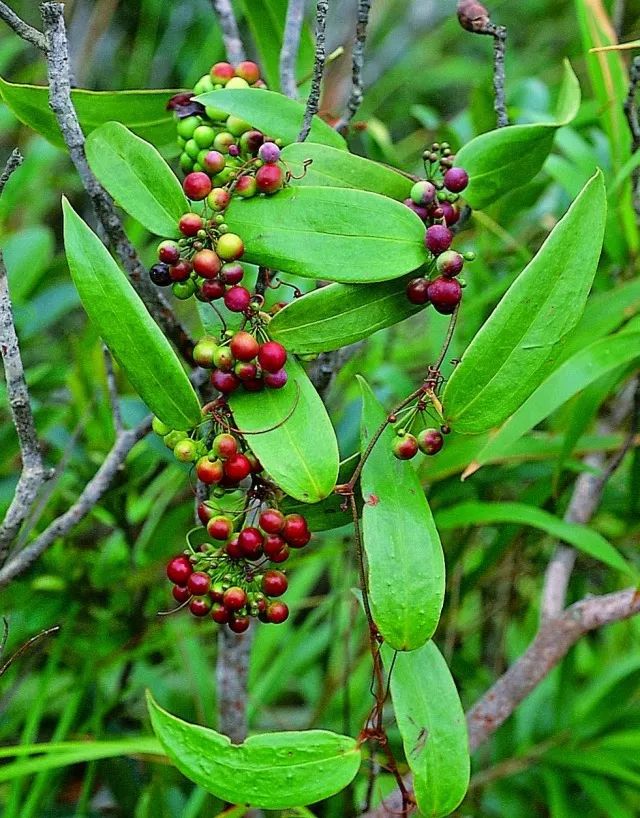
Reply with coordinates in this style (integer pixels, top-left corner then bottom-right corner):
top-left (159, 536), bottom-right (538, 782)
top-left (436, 250), bottom-right (464, 278)
top-left (443, 167), bottom-right (469, 193)
top-left (425, 225), bottom-right (453, 256)
top-left (427, 276), bottom-right (462, 315)
top-left (403, 198), bottom-right (429, 221)
top-left (258, 142), bottom-right (281, 164)
top-left (264, 368), bottom-right (288, 389)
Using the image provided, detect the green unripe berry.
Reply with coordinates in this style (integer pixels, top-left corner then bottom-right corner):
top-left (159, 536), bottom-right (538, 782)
top-left (174, 438), bottom-right (198, 463)
top-left (226, 115), bottom-right (252, 136)
top-left (177, 136), bottom-right (186, 148)
top-left (193, 337), bottom-right (219, 368)
top-left (172, 279), bottom-right (197, 300)
top-left (217, 233), bottom-right (244, 261)
top-left (179, 152), bottom-right (194, 173)
top-left (184, 138), bottom-right (200, 160)
top-left (163, 430), bottom-right (188, 449)
top-left (217, 223), bottom-right (229, 233)
top-left (192, 163), bottom-right (203, 172)
top-left (176, 116), bottom-right (200, 140)
top-left (194, 125), bottom-right (216, 148)
top-left (152, 417), bottom-right (172, 436)
top-left (205, 104), bottom-right (228, 121)
top-left (197, 149), bottom-right (210, 168)
top-left (193, 74), bottom-right (214, 94)
top-left (463, 251), bottom-right (476, 262)
top-left (226, 76), bottom-right (249, 89)
top-left (213, 166), bottom-right (236, 185)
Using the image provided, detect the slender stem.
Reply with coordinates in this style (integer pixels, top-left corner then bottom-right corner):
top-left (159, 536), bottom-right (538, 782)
top-left (280, 0), bottom-right (305, 99)
top-left (210, 0), bottom-right (246, 66)
top-left (299, 0), bottom-right (328, 142)
top-left (624, 56), bottom-right (640, 218)
top-left (102, 346), bottom-right (122, 433)
top-left (0, 0), bottom-right (47, 50)
top-left (335, 0), bottom-right (373, 133)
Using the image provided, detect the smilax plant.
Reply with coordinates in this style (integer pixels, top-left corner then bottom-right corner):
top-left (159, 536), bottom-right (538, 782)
top-left (2, 1), bottom-right (640, 817)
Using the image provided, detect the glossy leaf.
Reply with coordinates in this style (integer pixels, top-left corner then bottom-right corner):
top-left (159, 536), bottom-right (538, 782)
top-left (229, 356), bottom-right (339, 502)
top-left (85, 122), bottom-right (188, 237)
top-left (281, 143), bottom-right (413, 200)
top-left (444, 170), bottom-right (606, 434)
top-left (225, 187), bottom-right (426, 283)
top-left (435, 501), bottom-right (632, 575)
top-left (281, 454), bottom-right (358, 530)
top-left (467, 331), bottom-right (640, 474)
top-left (269, 277), bottom-right (424, 353)
top-left (62, 199), bottom-right (201, 430)
top-left (147, 692), bottom-right (361, 808)
top-left (0, 77), bottom-right (180, 154)
top-left (457, 60), bottom-right (581, 209)
top-left (390, 641), bottom-right (469, 817)
top-left (194, 88), bottom-right (346, 149)
top-left (359, 378), bottom-right (444, 650)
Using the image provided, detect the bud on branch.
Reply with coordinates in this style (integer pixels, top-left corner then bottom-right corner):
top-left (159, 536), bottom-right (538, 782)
top-left (457, 0), bottom-right (491, 33)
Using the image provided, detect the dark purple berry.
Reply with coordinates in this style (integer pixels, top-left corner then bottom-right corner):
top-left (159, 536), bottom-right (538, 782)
top-left (264, 369), bottom-right (287, 389)
top-left (443, 167), bottom-right (469, 193)
top-left (425, 225), bottom-right (453, 256)
top-left (150, 262), bottom-right (172, 287)
top-left (427, 276), bottom-right (462, 314)
top-left (406, 277), bottom-right (430, 305)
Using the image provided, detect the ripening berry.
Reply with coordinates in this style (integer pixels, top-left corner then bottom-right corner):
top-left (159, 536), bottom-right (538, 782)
top-left (406, 277), bottom-right (430, 305)
top-left (425, 225), bottom-right (453, 255)
top-left (211, 346), bottom-right (234, 372)
top-left (202, 150), bottom-right (226, 174)
top-left (207, 514), bottom-right (234, 540)
top-left (200, 279), bottom-right (225, 301)
top-left (240, 130), bottom-right (264, 155)
top-left (235, 60), bottom-right (261, 84)
top-left (174, 438), bottom-right (199, 463)
top-left (179, 212), bottom-right (204, 236)
top-left (163, 430), bottom-right (187, 450)
top-left (262, 570), bottom-right (288, 597)
top-left (207, 188), bottom-right (231, 211)
top-left (256, 164), bottom-right (283, 194)
top-left (258, 341), bottom-right (287, 372)
top-left (258, 142), bottom-right (281, 164)
top-left (228, 615), bottom-right (251, 633)
top-left (213, 132), bottom-right (235, 154)
top-left (392, 433), bottom-right (419, 460)
top-left (196, 456), bottom-right (224, 484)
top-left (211, 369), bottom-right (240, 393)
top-left (410, 180), bottom-right (437, 206)
top-left (238, 526), bottom-right (264, 559)
top-left (226, 536), bottom-right (243, 559)
top-left (192, 249), bottom-right (222, 278)
top-left (169, 259), bottom-right (193, 282)
top-left (193, 337), bottom-right (218, 367)
top-left (443, 167), bottom-right (469, 193)
top-left (267, 601), bottom-right (289, 624)
top-left (226, 76), bottom-right (249, 89)
top-left (427, 276), bottom-right (462, 315)
top-left (212, 432), bottom-right (238, 459)
top-left (264, 369), bottom-right (287, 389)
top-left (417, 428), bottom-right (444, 456)
top-left (223, 586), bottom-right (247, 611)
top-left (211, 603), bottom-right (229, 624)
top-left (189, 597), bottom-right (212, 617)
top-left (403, 198), bottom-right (429, 221)
top-left (197, 502), bottom-right (215, 525)
top-left (224, 453), bottom-right (252, 483)
top-left (167, 554), bottom-right (192, 584)
top-left (149, 262), bottom-right (172, 286)
top-left (259, 508), bottom-right (285, 534)
top-left (183, 172), bottom-right (212, 200)
top-left (210, 61), bottom-right (235, 84)
top-left (436, 250), bottom-right (464, 278)
top-left (157, 240), bottom-right (180, 264)
top-left (220, 262), bottom-right (244, 284)
top-left (439, 201), bottom-right (460, 226)
top-left (234, 361), bottom-right (258, 381)
top-left (172, 585), bottom-right (191, 603)
top-left (217, 233), bottom-right (245, 261)
top-left (246, 451), bottom-right (262, 473)
top-left (230, 331), bottom-right (260, 361)
top-left (224, 286), bottom-right (251, 312)
top-left (188, 571), bottom-right (211, 596)
top-left (235, 174), bottom-right (257, 198)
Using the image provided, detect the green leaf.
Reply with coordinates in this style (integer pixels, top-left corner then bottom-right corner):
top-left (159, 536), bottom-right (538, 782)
top-left (225, 187), bottom-right (426, 283)
top-left (389, 641), bottom-right (469, 817)
top-left (194, 88), bottom-right (346, 149)
top-left (0, 77), bottom-right (180, 154)
top-left (85, 122), bottom-right (188, 238)
top-left (281, 143), bottom-right (413, 200)
top-left (146, 692), bottom-right (361, 809)
top-left (457, 60), bottom-right (581, 209)
top-left (268, 277), bottom-right (424, 354)
top-left (468, 331), bottom-right (640, 473)
top-left (229, 356), bottom-right (339, 502)
top-left (444, 170), bottom-right (606, 434)
top-left (281, 454), bottom-right (358, 531)
top-left (62, 199), bottom-right (201, 430)
top-left (435, 501), bottom-right (633, 575)
top-left (359, 378), bottom-right (445, 650)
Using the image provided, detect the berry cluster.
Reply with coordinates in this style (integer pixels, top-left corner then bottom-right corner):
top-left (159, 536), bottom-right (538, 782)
top-left (166, 506), bottom-right (311, 632)
top-left (393, 426), bottom-right (446, 461)
top-left (194, 329), bottom-right (288, 395)
top-left (404, 143), bottom-right (474, 314)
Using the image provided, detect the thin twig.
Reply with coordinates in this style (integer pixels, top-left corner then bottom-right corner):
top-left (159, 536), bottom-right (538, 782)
top-left (298, 0), bottom-right (328, 142)
top-left (624, 56), bottom-right (640, 218)
top-left (280, 0), bottom-right (305, 99)
top-left (210, 0), bottom-right (246, 66)
top-left (335, 0), bottom-right (372, 133)
top-left (0, 416), bottom-right (151, 588)
top-left (0, 0), bottom-right (47, 51)
top-left (0, 625), bottom-right (60, 677)
top-left (0, 147), bottom-right (22, 192)
top-left (103, 345), bottom-right (122, 433)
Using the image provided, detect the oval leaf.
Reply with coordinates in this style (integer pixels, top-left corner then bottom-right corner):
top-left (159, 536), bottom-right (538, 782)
top-left (281, 454), bottom-right (358, 531)
top-left (229, 356), bottom-right (339, 502)
top-left (147, 692), bottom-right (361, 808)
top-left (86, 122), bottom-right (188, 237)
top-left (226, 187), bottom-right (426, 283)
top-left (435, 501), bottom-right (633, 575)
top-left (389, 641), bottom-right (470, 817)
top-left (194, 87), bottom-right (345, 149)
top-left (359, 378), bottom-right (445, 650)
top-left (466, 330), bottom-right (640, 475)
top-left (0, 77), bottom-right (180, 154)
top-left (457, 60), bottom-right (581, 209)
top-left (444, 170), bottom-right (606, 434)
top-left (281, 142), bottom-right (413, 200)
top-left (62, 198), bottom-right (201, 430)
top-left (269, 277), bottom-right (424, 354)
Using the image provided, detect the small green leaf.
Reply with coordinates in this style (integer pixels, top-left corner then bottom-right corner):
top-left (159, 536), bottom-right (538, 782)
top-left (444, 170), bottom-right (606, 434)
top-left (467, 330), bottom-right (640, 473)
top-left (435, 501), bottom-right (633, 575)
top-left (146, 692), bottom-right (361, 809)
top-left (281, 143), bottom-right (413, 200)
top-left (281, 454), bottom-right (358, 530)
top-left (457, 60), bottom-right (581, 209)
top-left (269, 277), bottom-right (424, 354)
top-left (194, 88), bottom-right (346, 149)
top-left (359, 378), bottom-right (445, 651)
top-left (85, 122), bottom-right (188, 237)
top-left (0, 77), bottom-right (180, 154)
top-left (229, 356), bottom-right (339, 502)
top-left (62, 199), bottom-right (201, 430)
top-left (389, 641), bottom-right (470, 817)
top-left (225, 187), bottom-right (426, 283)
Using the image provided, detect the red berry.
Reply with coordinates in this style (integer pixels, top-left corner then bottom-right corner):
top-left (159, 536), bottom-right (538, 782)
top-left (443, 167), bottom-right (469, 193)
top-left (403, 197), bottom-right (429, 220)
top-left (224, 453), bottom-right (252, 483)
top-left (417, 427), bottom-right (444, 456)
top-left (267, 601), bottom-right (289, 624)
top-left (226, 536), bottom-right (243, 559)
top-left (264, 369), bottom-right (287, 389)
top-left (179, 213), bottom-right (204, 236)
top-left (235, 60), bottom-right (261, 84)
top-left (224, 286), bottom-right (251, 313)
top-left (188, 571), bottom-right (211, 595)
top-left (196, 456), bottom-right (224, 484)
top-left (425, 225), bottom-right (453, 255)
top-left (223, 586), bottom-right (247, 611)
top-left (197, 502), bottom-right (215, 525)
top-left (256, 164), bottom-right (283, 194)
top-left (172, 585), bottom-right (191, 603)
top-left (212, 432), bottom-right (238, 459)
top-left (238, 526), bottom-right (264, 559)
top-left (242, 376), bottom-right (265, 392)
top-left (258, 341), bottom-right (287, 372)
top-left (228, 615), bottom-right (251, 633)
top-left (220, 262), bottom-right (244, 284)
top-left (393, 433), bottom-right (419, 460)
top-left (406, 277), bottom-right (430, 305)
top-left (207, 515), bottom-right (234, 540)
top-left (440, 201), bottom-right (460, 226)
top-left (263, 533), bottom-right (287, 557)
top-left (210, 583), bottom-right (225, 603)
top-left (436, 251), bottom-right (464, 278)
top-left (189, 596), bottom-right (212, 617)
top-left (183, 172), bottom-right (212, 201)
top-left (169, 260), bottom-right (192, 282)
top-left (200, 279), bottom-right (225, 300)
top-left (235, 361), bottom-right (258, 381)
top-left (167, 554), bottom-right (192, 584)
top-left (262, 569), bottom-right (288, 597)
top-left (246, 452), bottom-right (263, 473)
top-left (270, 545), bottom-right (289, 563)
top-left (259, 508), bottom-right (285, 534)
top-left (158, 240), bottom-right (180, 264)
top-left (282, 514), bottom-right (309, 546)
top-left (211, 603), bottom-right (229, 624)
top-left (193, 249), bottom-right (222, 279)
top-left (427, 276), bottom-right (462, 315)
top-left (211, 369), bottom-right (240, 393)
top-left (230, 331), bottom-right (259, 361)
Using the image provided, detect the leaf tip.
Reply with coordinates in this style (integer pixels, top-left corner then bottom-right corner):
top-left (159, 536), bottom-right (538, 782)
top-left (461, 461), bottom-right (481, 481)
